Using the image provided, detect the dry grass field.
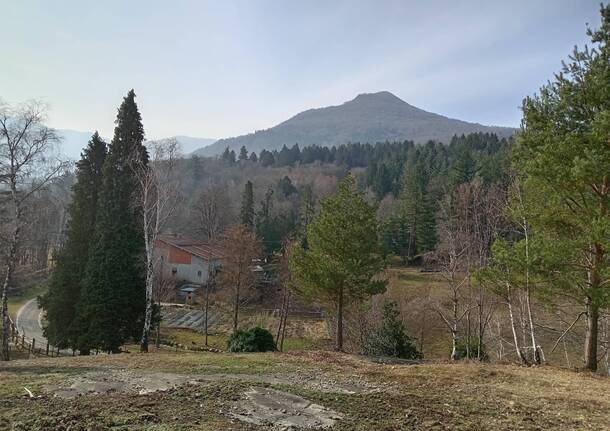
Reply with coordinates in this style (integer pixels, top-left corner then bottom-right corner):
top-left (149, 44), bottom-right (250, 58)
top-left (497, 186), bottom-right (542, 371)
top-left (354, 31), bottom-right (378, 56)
top-left (0, 349), bottom-right (608, 430)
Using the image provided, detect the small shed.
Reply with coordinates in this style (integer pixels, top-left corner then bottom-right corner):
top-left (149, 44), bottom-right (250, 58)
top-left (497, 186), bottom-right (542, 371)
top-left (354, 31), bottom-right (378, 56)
top-left (178, 284), bottom-right (201, 305)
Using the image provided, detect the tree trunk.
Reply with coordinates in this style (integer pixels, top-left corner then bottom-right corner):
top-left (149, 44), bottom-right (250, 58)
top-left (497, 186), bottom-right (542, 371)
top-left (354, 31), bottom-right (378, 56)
top-left (506, 283), bottom-right (526, 364)
top-left (233, 277), bottom-right (241, 333)
top-left (140, 245), bottom-right (154, 352)
top-left (524, 287), bottom-right (540, 364)
top-left (522, 223), bottom-right (540, 364)
top-left (336, 285), bottom-right (344, 352)
top-left (584, 243), bottom-right (603, 372)
top-left (204, 279), bottom-right (211, 346)
top-left (279, 291), bottom-right (290, 352)
top-left (584, 298), bottom-right (599, 371)
top-left (1, 197), bottom-right (20, 361)
top-left (450, 288), bottom-right (459, 361)
top-left (477, 284), bottom-right (484, 360)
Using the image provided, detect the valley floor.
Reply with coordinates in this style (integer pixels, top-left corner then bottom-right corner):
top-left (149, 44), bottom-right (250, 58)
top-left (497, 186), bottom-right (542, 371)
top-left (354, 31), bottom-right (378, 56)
top-left (0, 349), bottom-right (608, 430)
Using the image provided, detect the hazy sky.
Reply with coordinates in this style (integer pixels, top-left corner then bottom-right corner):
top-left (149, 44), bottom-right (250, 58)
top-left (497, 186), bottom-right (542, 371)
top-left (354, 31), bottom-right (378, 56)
top-left (1, 0), bottom-right (602, 140)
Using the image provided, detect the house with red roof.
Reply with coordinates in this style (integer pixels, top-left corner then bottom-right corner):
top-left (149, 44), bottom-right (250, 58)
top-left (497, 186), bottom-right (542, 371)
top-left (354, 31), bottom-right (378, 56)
top-left (154, 234), bottom-right (223, 287)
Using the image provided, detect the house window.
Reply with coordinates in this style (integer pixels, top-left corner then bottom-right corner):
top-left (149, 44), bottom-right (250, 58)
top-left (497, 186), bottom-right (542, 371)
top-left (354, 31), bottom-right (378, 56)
top-left (197, 270), bottom-right (202, 277)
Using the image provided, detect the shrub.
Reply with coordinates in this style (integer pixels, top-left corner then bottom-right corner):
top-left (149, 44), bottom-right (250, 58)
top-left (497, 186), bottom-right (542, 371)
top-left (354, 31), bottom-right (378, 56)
top-left (362, 301), bottom-right (422, 359)
top-left (227, 327), bottom-right (277, 352)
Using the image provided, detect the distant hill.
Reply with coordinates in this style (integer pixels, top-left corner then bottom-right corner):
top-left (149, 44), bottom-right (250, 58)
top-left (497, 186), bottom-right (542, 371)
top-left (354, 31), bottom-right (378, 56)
top-left (172, 136), bottom-right (217, 155)
top-left (194, 91), bottom-right (515, 157)
top-left (55, 130), bottom-right (216, 160)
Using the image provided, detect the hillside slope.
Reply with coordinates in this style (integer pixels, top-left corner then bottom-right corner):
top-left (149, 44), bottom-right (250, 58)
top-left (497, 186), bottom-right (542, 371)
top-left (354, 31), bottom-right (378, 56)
top-left (197, 91), bottom-right (515, 156)
top-left (1, 351), bottom-right (608, 430)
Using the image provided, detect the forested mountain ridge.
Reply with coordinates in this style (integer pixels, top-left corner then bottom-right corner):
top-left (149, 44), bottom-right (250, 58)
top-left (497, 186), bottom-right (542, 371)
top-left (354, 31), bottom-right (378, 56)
top-left (195, 91), bottom-right (515, 156)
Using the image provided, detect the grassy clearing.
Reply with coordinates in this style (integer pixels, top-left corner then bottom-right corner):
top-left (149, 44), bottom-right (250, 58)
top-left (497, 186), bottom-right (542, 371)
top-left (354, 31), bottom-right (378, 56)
top-left (0, 350), bottom-right (608, 430)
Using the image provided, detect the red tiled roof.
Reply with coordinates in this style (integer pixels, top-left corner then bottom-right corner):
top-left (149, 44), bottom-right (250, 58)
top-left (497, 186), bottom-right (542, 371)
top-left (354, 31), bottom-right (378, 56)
top-left (157, 235), bottom-right (224, 260)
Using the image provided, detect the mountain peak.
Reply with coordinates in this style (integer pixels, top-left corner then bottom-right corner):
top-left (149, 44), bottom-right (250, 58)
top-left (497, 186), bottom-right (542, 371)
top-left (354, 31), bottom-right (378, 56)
top-left (194, 92), bottom-right (516, 157)
top-left (352, 91), bottom-right (405, 103)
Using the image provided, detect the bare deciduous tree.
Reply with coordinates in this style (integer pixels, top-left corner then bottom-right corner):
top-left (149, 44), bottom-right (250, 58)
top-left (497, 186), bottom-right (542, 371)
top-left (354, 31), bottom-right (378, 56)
top-left (193, 182), bottom-right (232, 242)
top-left (275, 239), bottom-right (294, 351)
top-left (217, 224), bottom-right (261, 332)
top-left (131, 138), bottom-right (182, 352)
top-left (0, 100), bottom-right (68, 361)
top-left (434, 188), bottom-right (472, 360)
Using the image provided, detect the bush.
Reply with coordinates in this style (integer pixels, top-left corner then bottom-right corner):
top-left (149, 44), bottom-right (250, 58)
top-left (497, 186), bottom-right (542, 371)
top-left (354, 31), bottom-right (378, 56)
top-left (227, 327), bottom-right (277, 352)
top-left (362, 301), bottom-right (422, 359)
top-left (454, 339), bottom-right (488, 361)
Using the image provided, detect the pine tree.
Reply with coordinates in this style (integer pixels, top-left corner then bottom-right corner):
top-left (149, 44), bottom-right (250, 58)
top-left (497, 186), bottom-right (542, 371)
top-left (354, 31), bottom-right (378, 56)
top-left (238, 145), bottom-right (249, 161)
top-left (416, 191), bottom-right (437, 253)
top-left (259, 149), bottom-right (275, 167)
top-left (76, 90), bottom-right (148, 353)
top-left (400, 157), bottom-right (422, 261)
top-left (298, 185), bottom-right (315, 249)
top-left (277, 176), bottom-right (297, 198)
top-left (449, 147), bottom-right (478, 187)
top-left (249, 151), bottom-right (258, 163)
top-left (290, 173), bottom-right (386, 351)
top-left (362, 301), bottom-right (421, 359)
top-left (221, 147), bottom-right (232, 163)
top-left (41, 132), bottom-right (107, 351)
top-left (515, 5), bottom-right (610, 371)
top-left (240, 180), bottom-right (255, 230)
top-left (255, 187), bottom-right (274, 251)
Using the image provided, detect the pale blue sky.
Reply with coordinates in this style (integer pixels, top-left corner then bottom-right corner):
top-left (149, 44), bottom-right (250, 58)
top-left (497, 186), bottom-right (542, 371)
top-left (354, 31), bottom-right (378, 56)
top-left (1, 0), bottom-right (602, 140)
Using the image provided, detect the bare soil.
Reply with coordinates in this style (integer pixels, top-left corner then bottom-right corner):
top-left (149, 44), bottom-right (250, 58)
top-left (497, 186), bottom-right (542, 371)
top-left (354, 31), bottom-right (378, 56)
top-left (0, 349), bottom-right (608, 430)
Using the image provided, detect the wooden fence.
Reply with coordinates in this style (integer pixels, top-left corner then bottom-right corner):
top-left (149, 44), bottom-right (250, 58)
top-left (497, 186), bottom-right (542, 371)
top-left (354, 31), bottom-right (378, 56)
top-left (7, 315), bottom-right (70, 358)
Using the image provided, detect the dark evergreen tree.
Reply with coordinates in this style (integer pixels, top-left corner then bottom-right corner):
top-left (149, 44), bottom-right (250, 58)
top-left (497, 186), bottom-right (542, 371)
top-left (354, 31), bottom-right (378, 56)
top-left (249, 151), bottom-right (258, 163)
top-left (362, 301), bottom-right (421, 359)
top-left (276, 144), bottom-right (292, 166)
top-left (221, 146), bottom-right (232, 163)
top-left (259, 149), bottom-right (275, 167)
top-left (277, 176), bottom-right (297, 198)
top-left (415, 191), bottom-right (437, 253)
top-left (255, 188), bottom-right (274, 247)
top-left (189, 154), bottom-right (204, 181)
top-left (449, 147), bottom-right (478, 187)
top-left (400, 157), bottom-right (422, 261)
top-left (229, 149), bottom-right (237, 164)
top-left (41, 132), bottom-right (107, 351)
top-left (372, 163), bottom-right (393, 198)
top-left (76, 90), bottom-right (148, 353)
top-left (238, 145), bottom-right (249, 161)
top-left (298, 185), bottom-right (315, 249)
top-left (290, 143), bottom-right (301, 165)
top-left (240, 180), bottom-right (255, 230)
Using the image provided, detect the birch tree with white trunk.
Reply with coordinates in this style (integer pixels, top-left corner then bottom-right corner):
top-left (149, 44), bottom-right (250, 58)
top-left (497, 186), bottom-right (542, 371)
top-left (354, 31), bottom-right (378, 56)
top-left (131, 138), bottom-right (181, 352)
top-left (434, 188), bottom-right (472, 360)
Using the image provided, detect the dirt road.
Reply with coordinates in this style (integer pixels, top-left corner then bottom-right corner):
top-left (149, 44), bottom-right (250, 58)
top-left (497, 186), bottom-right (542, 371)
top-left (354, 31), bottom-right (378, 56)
top-left (15, 298), bottom-right (73, 355)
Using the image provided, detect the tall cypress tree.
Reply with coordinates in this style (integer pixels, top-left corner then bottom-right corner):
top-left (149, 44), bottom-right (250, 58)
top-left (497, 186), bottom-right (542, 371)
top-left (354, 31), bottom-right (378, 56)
top-left (41, 132), bottom-right (107, 350)
top-left (76, 90), bottom-right (148, 353)
top-left (240, 180), bottom-right (255, 230)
